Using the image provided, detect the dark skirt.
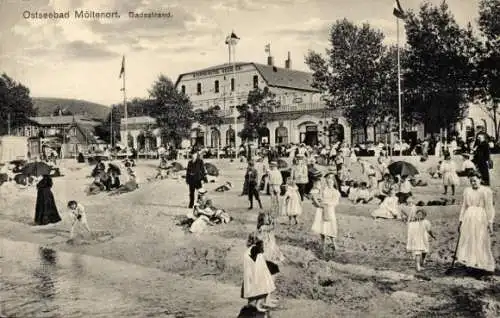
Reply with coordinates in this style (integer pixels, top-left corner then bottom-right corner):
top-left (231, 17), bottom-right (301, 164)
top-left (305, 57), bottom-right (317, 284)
top-left (34, 188), bottom-right (61, 225)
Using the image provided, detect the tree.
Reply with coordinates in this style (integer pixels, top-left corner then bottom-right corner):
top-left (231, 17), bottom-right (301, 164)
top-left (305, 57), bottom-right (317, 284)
top-left (0, 73), bottom-right (36, 135)
top-left (95, 105), bottom-right (122, 144)
top-left (147, 75), bottom-right (194, 147)
top-left (237, 87), bottom-right (275, 142)
top-left (305, 19), bottom-right (397, 139)
top-left (476, 0), bottom-right (500, 140)
top-left (403, 1), bottom-right (477, 135)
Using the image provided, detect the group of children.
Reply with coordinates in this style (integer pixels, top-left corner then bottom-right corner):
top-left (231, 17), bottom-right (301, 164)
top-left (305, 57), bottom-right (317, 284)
top-left (186, 189), bottom-right (232, 233)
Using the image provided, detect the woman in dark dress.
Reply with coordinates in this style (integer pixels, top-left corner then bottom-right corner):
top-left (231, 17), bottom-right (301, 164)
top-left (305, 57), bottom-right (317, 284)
top-left (186, 152), bottom-right (208, 209)
top-left (34, 175), bottom-right (61, 225)
top-left (472, 133), bottom-right (491, 186)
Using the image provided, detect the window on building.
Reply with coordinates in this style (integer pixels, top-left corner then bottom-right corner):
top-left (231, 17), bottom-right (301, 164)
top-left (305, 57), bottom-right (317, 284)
top-left (197, 83), bottom-right (202, 95)
top-left (70, 127), bottom-right (77, 136)
top-left (351, 127), bottom-right (366, 145)
top-left (231, 78), bottom-right (235, 91)
top-left (253, 75), bottom-right (258, 88)
top-left (181, 85), bottom-right (186, 94)
top-left (214, 80), bottom-right (219, 93)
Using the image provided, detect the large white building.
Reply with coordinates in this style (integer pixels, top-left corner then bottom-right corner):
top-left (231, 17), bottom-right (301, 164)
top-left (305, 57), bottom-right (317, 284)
top-left (174, 54), bottom-right (351, 148)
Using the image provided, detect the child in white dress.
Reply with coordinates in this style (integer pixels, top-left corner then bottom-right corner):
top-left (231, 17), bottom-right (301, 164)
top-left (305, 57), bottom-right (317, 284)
top-left (371, 188), bottom-right (401, 219)
top-left (257, 212), bottom-right (285, 265)
top-left (282, 177), bottom-right (302, 225)
top-left (311, 172), bottom-right (340, 254)
top-left (407, 209), bottom-right (435, 271)
top-left (440, 153), bottom-right (459, 195)
top-left (348, 182), bottom-right (359, 203)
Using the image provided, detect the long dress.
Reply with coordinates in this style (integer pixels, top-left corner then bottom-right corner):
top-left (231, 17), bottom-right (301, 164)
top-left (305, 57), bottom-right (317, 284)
top-left (440, 160), bottom-right (460, 186)
top-left (371, 196), bottom-right (400, 219)
top-left (311, 186), bottom-right (340, 238)
top-left (241, 245), bottom-right (276, 299)
top-left (456, 186), bottom-right (496, 272)
top-left (282, 184), bottom-right (302, 217)
top-left (34, 176), bottom-right (61, 225)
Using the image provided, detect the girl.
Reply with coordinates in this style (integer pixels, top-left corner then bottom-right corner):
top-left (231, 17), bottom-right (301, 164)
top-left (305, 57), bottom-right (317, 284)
top-left (291, 154), bottom-right (309, 201)
top-left (267, 162), bottom-right (283, 215)
top-left (282, 177), bottom-right (302, 225)
top-left (440, 153), bottom-right (459, 196)
top-left (371, 188), bottom-right (401, 219)
top-left (377, 174), bottom-right (393, 202)
top-left (241, 233), bottom-right (277, 313)
top-left (400, 195), bottom-right (417, 223)
top-left (406, 209), bottom-right (435, 271)
top-left (347, 182), bottom-right (359, 203)
top-left (397, 175), bottom-right (413, 204)
top-left (257, 212), bottom-right (285, 265)
top-left (311, 171), bottom-right (340, 254)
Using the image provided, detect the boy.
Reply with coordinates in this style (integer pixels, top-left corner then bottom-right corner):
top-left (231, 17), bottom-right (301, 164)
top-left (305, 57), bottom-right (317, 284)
top-left (67, 200), bottom-right (92, 241)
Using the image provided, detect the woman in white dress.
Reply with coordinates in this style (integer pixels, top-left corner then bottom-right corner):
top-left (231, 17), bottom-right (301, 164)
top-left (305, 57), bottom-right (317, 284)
top-left (440, 153), bottom-right (459, 196)
top-left (311, 171), bottom-right (340, 254)
top-left (456, 172), bottom-right (496, 274)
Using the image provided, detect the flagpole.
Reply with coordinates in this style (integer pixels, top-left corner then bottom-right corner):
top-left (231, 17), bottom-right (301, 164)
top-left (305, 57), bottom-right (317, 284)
top-left (110, 105), bottom-right (113, 147)
top-left (397, 17), bottom-right (402, 145)
top-left (232, 40), bottom-right (238, 160)
top-left (122, 57), bottom-right (128, 153)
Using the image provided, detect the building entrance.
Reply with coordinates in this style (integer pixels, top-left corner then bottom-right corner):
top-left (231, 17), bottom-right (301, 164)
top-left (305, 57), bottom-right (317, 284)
top-left (300, 125), bottom-right (318, 146)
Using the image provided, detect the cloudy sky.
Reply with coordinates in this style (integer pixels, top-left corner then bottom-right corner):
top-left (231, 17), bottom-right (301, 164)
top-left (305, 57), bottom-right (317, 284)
top-left (0, 0), bottom-right (479, 106)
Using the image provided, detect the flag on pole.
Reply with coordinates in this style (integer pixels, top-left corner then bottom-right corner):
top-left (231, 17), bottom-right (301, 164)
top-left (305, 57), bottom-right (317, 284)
top-left (225, 31), bottom-right (240, 45)
top-left (265, 43), bottom-right (270, 54)
top-left (119, 56), bottom-right (125, 78)
top-left (393, 0), bottom-right (406, 19)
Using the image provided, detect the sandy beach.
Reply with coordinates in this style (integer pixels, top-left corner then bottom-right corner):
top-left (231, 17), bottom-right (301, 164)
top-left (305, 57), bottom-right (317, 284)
top-left (1, 155), bottom-right (499, 317)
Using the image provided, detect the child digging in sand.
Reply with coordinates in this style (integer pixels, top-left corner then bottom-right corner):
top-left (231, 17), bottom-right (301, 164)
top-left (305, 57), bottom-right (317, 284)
top-left (407, 209), bottom-right (435, 271)
top-left (67, 200), bottom-right (92, 242)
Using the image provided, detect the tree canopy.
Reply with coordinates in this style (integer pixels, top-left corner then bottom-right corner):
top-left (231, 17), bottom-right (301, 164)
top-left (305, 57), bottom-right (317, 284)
top-left (403, 1), bottom-right (476, 133)
top-left (0, 73), bottom-right (36, 135)
top-left (305, 19), bottom-right (397, 137)
top-left (237, 87), bottom-right (275, 141)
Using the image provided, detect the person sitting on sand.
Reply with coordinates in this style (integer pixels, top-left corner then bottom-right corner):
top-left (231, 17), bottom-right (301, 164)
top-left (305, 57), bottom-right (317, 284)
top-left (371, 188), bottom-right (401, 219)
top-left (215, 181), bottom-right (233, 192)
top-left (396, 175), bottom-right (413, 204)
top-left (406, 209), bottom-right (435, 272)
top-left (347, 182), bottom-right (359, 203)
top-left (91, 159), bottom-right (106, 178)
top-left (356, 182), bottom-right (373, 204)
top-left (376, 174), bottom-right (393, 202)
top-left (110, 171), bottom-right (138, 195)
top-left (67, 200), bottom-right (92, 242)
top-left (458, 154), bottom-right (476, 177)
top-left (241, 233), bottom-right (278, 313)
top-left (86, 176), bottom-right (105, 195)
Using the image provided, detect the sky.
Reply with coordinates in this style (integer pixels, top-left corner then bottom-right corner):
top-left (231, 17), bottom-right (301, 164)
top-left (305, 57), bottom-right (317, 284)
top-left (0, 0), bottom-right (480, 106)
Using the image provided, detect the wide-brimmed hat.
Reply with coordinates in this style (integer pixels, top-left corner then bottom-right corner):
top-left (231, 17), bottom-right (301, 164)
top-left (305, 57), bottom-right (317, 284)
top-left (269, 161), bottom-right (277, 166)
top-left (198, 188), bottom-right (207, 194)
top-left (295, 154), bottom-right (305, 159)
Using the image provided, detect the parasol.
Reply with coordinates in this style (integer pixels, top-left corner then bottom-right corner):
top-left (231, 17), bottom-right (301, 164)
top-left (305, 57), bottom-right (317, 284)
top-left (388, 161), bottom-right (419, 177)
top-left (22, 162), bottom-right (52, 177)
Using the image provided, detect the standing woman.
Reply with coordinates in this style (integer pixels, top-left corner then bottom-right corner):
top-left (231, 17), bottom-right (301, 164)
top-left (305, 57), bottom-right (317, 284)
top-left (291, 154), bottom-right (309, 201)
top-left (456, 172), bottom-right (495, 276)
top-left (186, 151), bottom-right (208, 209)
top-left (34, 174), bottom-right (61, 225)
top-left (472, 133), bottom-right (491, 186)
top-left (311, 171), bottom-right (341, 255)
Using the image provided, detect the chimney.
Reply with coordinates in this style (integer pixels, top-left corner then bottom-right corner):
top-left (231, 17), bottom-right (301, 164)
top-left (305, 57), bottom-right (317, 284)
top-left (285, 51), bottom-right (291, 69)
top-left (267, 56), bottom-right (274, 66)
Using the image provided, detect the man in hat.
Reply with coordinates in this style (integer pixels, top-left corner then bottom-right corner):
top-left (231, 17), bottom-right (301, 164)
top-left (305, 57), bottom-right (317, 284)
top-left (186, 151), bottom-right (208, 208)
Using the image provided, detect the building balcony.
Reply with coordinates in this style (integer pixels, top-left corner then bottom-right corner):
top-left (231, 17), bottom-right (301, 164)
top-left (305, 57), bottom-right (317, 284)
top-left (216, 102), bottom-right (326, 118)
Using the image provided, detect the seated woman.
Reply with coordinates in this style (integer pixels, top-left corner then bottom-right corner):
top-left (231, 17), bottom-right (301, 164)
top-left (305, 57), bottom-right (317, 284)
top-left (356, 182), bottom-right (373, 204)
top-left (371, 188), bottom-right (401, 219)
top-left (396, 175), bottom-right (413, 204)
top-left (86, 176), bottom-right (105, 195)
top-left (347, 182), bottom-right (359, 203)
top-left (109, 172), bottom-right (138, 195)
top-left (377, 173), bottom-right (393, 202)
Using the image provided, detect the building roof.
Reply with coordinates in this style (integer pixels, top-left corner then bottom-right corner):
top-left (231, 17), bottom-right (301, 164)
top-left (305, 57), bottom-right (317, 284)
top-left (29, 115), bottom-right (101, 126)
top-left (120, 116), bottom-right (156, 125)
top-left (175, 62), bottom-right (319, 92)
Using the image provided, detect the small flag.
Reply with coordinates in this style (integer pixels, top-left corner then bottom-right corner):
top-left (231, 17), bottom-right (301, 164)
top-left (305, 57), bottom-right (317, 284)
top-left (393, 0), bottom-right (406, 19)
top-left (119, 56), bottom-right (125, 78)
top-left (265, 43), bottom-right (271, 54)
top-left (225, 31), bottom-right (240, 45)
